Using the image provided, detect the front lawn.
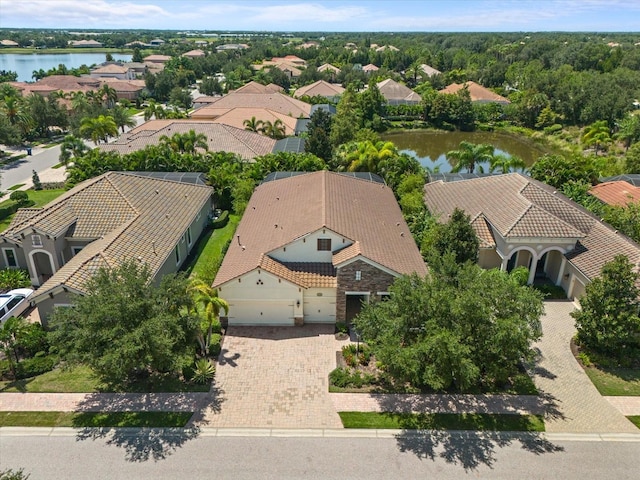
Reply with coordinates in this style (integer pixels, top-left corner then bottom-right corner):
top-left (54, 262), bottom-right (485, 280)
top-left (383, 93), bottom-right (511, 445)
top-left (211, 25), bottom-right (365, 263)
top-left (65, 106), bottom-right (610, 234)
top-left (628, 416), bottom-right (640, 429)
top-left (583, 366), bottom-right (640, 396)
top-left (0, 188), bottom-right (67, 232)
top-left (0, 364), bottom-right (210, 393)
top-left (0, 411), bottom-right (192, 427)
top-left (184, 214), bottom-right (239, 282)
top-left (338, 412), bottom-right (545, 432)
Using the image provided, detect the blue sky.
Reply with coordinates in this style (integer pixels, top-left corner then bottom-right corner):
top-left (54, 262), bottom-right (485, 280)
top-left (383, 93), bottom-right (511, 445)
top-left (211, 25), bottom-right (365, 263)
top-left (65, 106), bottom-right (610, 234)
top-left (1, 0), bottom-right (639, 32)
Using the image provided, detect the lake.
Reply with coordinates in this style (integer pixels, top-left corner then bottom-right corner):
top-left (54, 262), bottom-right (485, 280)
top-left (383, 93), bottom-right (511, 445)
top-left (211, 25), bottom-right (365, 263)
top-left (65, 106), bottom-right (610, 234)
top-left (382, 130), bottom-right (550, 173)
top-left (0, 53), bottom-right (133, 82)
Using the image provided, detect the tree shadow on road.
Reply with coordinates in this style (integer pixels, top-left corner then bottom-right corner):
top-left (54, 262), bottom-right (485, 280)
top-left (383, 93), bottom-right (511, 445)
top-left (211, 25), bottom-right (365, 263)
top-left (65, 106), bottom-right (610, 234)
top-left (73, 383), bottom-right (224, 462)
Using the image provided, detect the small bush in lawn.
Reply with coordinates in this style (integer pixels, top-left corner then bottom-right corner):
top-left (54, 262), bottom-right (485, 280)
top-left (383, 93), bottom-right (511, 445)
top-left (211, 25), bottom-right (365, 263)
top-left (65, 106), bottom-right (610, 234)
top-left (191, 358), bottom-right (215, 384)
top-left (15, 354), bottom-right (57, 379)
top-left (329, 367), bottom-right (377, 389)
top-left (341, 343), bottom-right (371, 366)
top-left (208, 333), bottom-right (222, 357)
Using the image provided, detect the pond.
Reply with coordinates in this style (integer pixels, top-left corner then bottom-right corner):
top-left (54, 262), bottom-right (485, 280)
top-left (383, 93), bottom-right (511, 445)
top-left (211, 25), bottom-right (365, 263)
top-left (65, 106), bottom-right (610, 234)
top-left (0, 53), bottom-right (133, 82)
top-left (382, 130), bottom-right (550, 173)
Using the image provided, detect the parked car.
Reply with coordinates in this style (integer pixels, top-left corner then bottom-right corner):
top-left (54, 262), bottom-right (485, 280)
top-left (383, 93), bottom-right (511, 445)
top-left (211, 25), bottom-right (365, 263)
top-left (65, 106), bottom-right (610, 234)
top-left (0, 288), bottom-right (34, 324)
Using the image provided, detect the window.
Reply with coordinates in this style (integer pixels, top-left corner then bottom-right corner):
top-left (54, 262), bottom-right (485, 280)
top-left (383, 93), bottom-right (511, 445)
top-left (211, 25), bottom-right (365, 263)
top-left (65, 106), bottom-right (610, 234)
top-left (317, 238), bottom-right (331, 251)
top-left (71, 247), bottom-right (83, 256)
top-left (2, 248), bottom-right (17, 268)
top-left (175, 245), bottom-right (180, 265)
top-left (187, 227), bottom-right (192, 246)
top-left (31, 235), bottom-right (42, 247)
top-left (355, 270), bottom-right (362, 281)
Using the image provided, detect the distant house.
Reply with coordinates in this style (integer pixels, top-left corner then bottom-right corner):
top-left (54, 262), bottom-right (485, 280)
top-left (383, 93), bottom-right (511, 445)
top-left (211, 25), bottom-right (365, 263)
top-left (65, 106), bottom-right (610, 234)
top-left (214, 171), bottom-right (427, 325)
top-left (293, 80), bottom-right (345, 102)
top-left (0, 39), bottom-right (19, 47)
top-left (182, 49), bottom-right (206, 59)
top-left (99, 120), bottom-right (277, 161)
top-left (143, 54), bottom-right (172, 64)
top-left (9, 75), bottom-right (100, 98)
top-left (124, 41), bottom-right (148, 48)
top-left (376, 78), bottom-right (422, 105)
top-left (423, 173), bottom-right (640, 299)
top-left (0, 172), bottom-right (213, 323)
top-left (216, 43), bottom-right (249, 51)
top-left (297, 41), bottom-right (320, 49)
top-left (99, 79), bottom-right (146, 101)
top-left (317, 63), bottom-right (340, 74)
top-left (231, 81), bottom-right (284, 94)
top-left (90, 64), bottom-right (135, 80)
top-left (440, 81), bottom-right (510, 105)
top-left (419, 64), bottom-right (442, 77)
top-left (191, 92), bottom-right (312, 119)
top-left (69, 39), bottom-right (103, 48)
top-left (149, 38), bottom-right (165, 46)
top-left (362, 63), bottom-right (379, 74)
top-left (588, 181), bottom-right (640, 207)
top-left (374, 45), bottom-right (399, 52)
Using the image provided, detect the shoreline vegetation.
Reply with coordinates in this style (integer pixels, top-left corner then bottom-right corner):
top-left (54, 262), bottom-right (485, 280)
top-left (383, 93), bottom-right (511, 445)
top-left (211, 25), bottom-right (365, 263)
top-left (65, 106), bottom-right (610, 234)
top-left (0, 48), bottom-right (135, 55)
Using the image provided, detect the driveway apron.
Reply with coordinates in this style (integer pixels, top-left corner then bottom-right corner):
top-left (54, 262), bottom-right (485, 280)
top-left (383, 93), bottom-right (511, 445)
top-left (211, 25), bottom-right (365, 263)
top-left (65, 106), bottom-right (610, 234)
top-left (532, 301), bottom-right (638, 433)
top-left (203, 325), bottom-right (344, 428)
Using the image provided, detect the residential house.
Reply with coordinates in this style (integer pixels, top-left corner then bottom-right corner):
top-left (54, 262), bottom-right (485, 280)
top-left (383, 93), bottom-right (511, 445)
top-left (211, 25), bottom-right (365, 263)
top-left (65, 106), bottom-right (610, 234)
top-left (69, 39), bottom-right (103, 48)
top-left (423, 173), bottom-right (640, 299)
top-left (213, 171), bottom-right (427, 326)
top-left (293, 80), bottom-right (345, 102)
top-left (0, 172), bottom-right (213, 323)
top-left (149, 38), bottom-right (166, 46)
top-left (297, 41), bottom-right (320, 49)
top-left (588, 181), bottom-right (640, 207)
top-left (317, 63), bottom-right (340, 74)
top-left (419, 64), bottom-right (442, 77)
top-left (440, 81), bottom-right (510, 105)
top-left (190, 92), bottom-right (312, 119)
top-left (600, 174), bottom-right (640, 187)
top-left (9, 75), bottom-right (100, 98)
top-left (199, 107), bottom-right (300, 136)
top-left (143, 54), bottom-right (172, 64)
top-left (362, 64), bottom-right (379, 74)
top-left (215, 43), bottom-right (249, 51)
top-left (182, 49), bottom-right (206, 59)
top-left (374, 45), bottom-right (399, 52)
top-left (376, 78), bottom-right (422, 105)
top-left (90, 64), bottom-right (135, 80)
top-left (99, 120), bottom-right (277, 161)
top-left (99, 78), bottom-right (146, 101)
top-left (232, 81), bottom-right (284, 94)
top-left (0, 40), bottom-right (19, 47)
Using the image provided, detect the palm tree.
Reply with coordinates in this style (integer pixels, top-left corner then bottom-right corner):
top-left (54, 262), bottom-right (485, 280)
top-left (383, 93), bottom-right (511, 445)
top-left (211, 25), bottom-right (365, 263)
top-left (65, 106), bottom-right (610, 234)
top-left (111, 105), bottom-right (137, 133)
top-left (614, 114), bottom-right (640, 152)
top-left (188, 278), bottom-right (229, 357)
top-left (582, 120), bottom-right (612, 155)
top-left (59, 134), bottom-right (88, 166)
top-left (446, 141), bottom-right (495, 173)
top-left (159, 130), bottom-right (208, 154)
top-left (79, 114), bottom-right (118, 145)
top-left (243, 116), bottom-right (264, 133)
top-left (99, 84), bottom-right (118, 109)
top-left (259, 119), bottom-right (286, 139)
top-left (344, 140), bottom-right (398, 173)
top-left (489, 154), bottom-right (526, 174)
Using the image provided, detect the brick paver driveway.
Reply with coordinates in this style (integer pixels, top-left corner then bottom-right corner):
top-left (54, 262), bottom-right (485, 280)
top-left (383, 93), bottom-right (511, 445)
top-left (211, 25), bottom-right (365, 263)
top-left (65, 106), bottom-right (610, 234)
top-left (532, 301), bottom-right (638, 433)
top-left (202, 325), bottom-right (344, 428)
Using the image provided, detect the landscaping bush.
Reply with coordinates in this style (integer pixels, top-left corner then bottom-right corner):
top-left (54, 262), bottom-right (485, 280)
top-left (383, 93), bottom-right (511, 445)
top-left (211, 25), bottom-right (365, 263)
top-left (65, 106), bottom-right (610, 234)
top-left (16, 323), bottom-right (49, 357)
top-left (15, 354), bottom-right (57, 379)
top-left (0, 200), bottom-right (35, 221)
top-left (40, 182), bottom-right (66, 190)
top-left (0, 269), bottom-right (31, 291)
top-left (9, 191), bottom-right (29, 206)
top-left (211, 210), bottom-right (229, 229)
top-left (335, 322), bottom-right (348, 334)
top-left (191, 358), bottom-right (215, 384)
top-left (208, 333), bottom-right (222, 357)
top-left (342, 343), bottom-right (372, 367)
top-left (329, 367), bottom-right (376, 389)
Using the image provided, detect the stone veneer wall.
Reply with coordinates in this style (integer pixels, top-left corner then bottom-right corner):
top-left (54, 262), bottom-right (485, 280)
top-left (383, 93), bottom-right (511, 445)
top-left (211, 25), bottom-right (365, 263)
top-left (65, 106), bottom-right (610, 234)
top-left (336, 259), bottom-right (396, 322)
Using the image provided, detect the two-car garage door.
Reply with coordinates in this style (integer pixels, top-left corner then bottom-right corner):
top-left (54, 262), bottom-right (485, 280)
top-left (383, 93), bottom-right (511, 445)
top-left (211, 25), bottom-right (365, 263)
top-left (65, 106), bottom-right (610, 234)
top-left (227, 300), bottom-right (294, 326)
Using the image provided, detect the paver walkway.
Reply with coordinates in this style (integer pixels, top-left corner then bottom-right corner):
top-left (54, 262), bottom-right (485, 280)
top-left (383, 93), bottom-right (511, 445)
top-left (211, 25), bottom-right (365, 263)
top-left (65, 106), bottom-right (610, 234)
top-left (531, 300), bottom-right (639, 433)
top-left (201, 325), bottom-right (344, 429)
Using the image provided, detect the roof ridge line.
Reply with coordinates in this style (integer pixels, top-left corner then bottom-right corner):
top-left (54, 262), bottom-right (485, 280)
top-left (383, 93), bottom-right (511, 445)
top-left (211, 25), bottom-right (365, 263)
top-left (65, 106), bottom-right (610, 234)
top-left (505, 203), bottom-right (533, 237)
top-left (103, 173), bottom-right (140, 215)
top-left (322, 170), bottom-right (327, 226)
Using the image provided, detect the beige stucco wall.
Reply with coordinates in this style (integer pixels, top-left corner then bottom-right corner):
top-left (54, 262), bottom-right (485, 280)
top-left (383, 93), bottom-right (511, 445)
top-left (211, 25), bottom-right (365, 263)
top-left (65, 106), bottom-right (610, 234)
top-left (35, 290), bottom-right (75, 328)
top-left (478, 249), bottom-right (501, 269)
top-left (269, 228), bottom-right (352, 263)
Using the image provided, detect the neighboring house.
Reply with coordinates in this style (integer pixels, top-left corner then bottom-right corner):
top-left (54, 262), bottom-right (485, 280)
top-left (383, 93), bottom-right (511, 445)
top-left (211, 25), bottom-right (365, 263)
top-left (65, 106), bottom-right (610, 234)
top-left (0, 39), bottom-right (19, 47)
top-left (588, 181), bottom-right (640, 206)
top-left (317, 63), bottom-right (340, 74)
top-left (423, 173), bottom-right (640, 299)
top-left (90, 64), bottom-right (135, 80)
top-left (190, 92), bottom-right (312, 119)
top-left (297, 41), bottom-right (320, 49)
top-left (149, 38), bottom-right (165, 46)
top-left (124, 41), bottom-right (148, 48)
top-left (419, 64), bottom-right (442, 77)
top-left (293, 80), bottom-right (345, 102)
top-left (99, 78), bottom-right (146, 101)
top-left (376, 78), bottom-right (422, 105)
top-left (69, 39), bottom-right (103, 48)
top-left (196, 107), bottom-right (300, 136)
top-left (214, 171), bottom-right (427, 326)
top-left (374, 45), bottom-right (399, 52)
top-left (362, 63), bottom-right (379, 73)
top-left (0, 172), bottom-right (213, 323)
top-left (231, 81), bottom-right (284, 94)
top-left (216, 43), bottom-right (249, 51)
top-left (600, 174), bottom-right (640, 187)
top-left (9, 75), bottom-right (100, 98)
top-left (98, 120), bottom-right (277, 161)
top-left (182, 49), bottom-right (206, 58)
top-left (125, 62), bottom-right (147, 77)
top-left (275, 63), bottom-right (302, 79)
top-left (440, 81), bottom-right (510, 105)
top-left (143, 54), bottom-right (172, 64)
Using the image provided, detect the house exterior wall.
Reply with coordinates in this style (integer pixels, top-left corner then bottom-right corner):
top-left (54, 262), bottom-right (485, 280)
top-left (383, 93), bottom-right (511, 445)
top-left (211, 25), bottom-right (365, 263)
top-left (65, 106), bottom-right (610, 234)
top-left (478, 249), bottom-right (501, 269)
top-left (302, 287), bottom-right (336, 323)
top-left (35, 290), bottom-right (75, 328)
top-left (0, 242), bottom-right (27, 270)
top-left (335, 258), bottom-right (397, 322)
top-left (269, 228), bottom-right (352, 263)
top-left (22, 233), bottom-right (61, 286)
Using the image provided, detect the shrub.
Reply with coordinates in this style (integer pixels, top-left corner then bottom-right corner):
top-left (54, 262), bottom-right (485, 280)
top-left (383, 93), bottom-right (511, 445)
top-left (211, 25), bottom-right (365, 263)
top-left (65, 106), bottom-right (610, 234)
top-left (9, 190), bottom-right (29, 206)
top-left (208, 333), bottom-right (222, 357)
top-left (31, 170), bottom-right (42, 190)
top-left (211, 210), bottom-right (229, 229)
top-left (342, 343), bottom-right (372, 367)
top-left (191, 358), bottom-right (215, 384)
top-left (15, 354), bottom-right (57, 379)
top-left (17, 323), bottom-right (49, 357)
top-left (335, 322), bottom-right (348, 334)
top-left (544, 124), bottom-right (563, 135)
top-left (0, 269), bottom-right (31, 291)
top-left (329, 367), bottom-right (376, 389)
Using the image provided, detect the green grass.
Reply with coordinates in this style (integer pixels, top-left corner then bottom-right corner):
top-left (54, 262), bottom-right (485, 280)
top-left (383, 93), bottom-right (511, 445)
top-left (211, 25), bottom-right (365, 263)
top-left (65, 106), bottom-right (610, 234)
top-left (583, 366), bottom-right (640, 396)
top-left (0, 364), bottom-right (210, 393)
top-left (7, 184), bottom-right (25, 190)
top-left (51, 162), bottom-right (64, 169)
top-left (185, 214), bottom-right (239, 282)
top-left (628, 416), bottom-right (640, 429)
top-left (338, 412), bottom-right (545, 432)
top-left (0, 188), bottom-right (67, 233)
top-left (0, 411), bottom-right (192, 427)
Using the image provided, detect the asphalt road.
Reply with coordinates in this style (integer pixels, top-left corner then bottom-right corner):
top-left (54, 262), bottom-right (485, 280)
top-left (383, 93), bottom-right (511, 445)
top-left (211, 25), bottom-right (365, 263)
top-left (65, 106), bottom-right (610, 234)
top-left (0, 429), bottom-right (637, 479)
top-left (0, 144), bottom-right (62, 190)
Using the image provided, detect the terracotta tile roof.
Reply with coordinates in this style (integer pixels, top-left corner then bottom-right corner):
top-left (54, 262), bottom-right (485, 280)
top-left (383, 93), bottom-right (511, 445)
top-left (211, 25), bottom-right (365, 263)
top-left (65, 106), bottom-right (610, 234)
top-left (232, 82), bottom-right (283, 94)
top-left (317, 63), bottom-right (340, 73)
top-left (143, 54), bottom-right (172, 63)
top-left (214, 171), bottom-right (427, 287)
top-left (293, 80), bottom-right (345, 99)
top-left (470, 214), bottom-right (496, 248)
top-left (424, 173), bottom-right (640, 283)
top-left (99, 79), bottom-right (145, 93)
top-left (589, 181), bottom-right (640, 207)
top-left (205, 107), bottom-right (299, 136)
top-left (440, 81), bottom-right (510, 104)
top-left (20, 172), bottom-right (212, 298)
top-left (376, 78), bottom-right (422, 103)
top-left (91, 64), bottom-right (130, 74)
top-left (182, 49), bottom-right (206, 58)
top-left (191, 92), bottom-right (311, 118)
top-left (362, 64), bottom-right (379, 72)
top-left (1, 40), bottom-right (19, 47)
top-left (98, 120), bottom-right (276, 160)
top-left (420, 64), bottom-right (442, 76)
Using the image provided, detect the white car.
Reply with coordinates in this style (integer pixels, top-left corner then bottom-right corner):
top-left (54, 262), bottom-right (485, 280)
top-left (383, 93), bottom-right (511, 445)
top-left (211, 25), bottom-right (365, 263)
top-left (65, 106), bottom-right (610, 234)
top-left (0, 288), bottom-right (34, 324)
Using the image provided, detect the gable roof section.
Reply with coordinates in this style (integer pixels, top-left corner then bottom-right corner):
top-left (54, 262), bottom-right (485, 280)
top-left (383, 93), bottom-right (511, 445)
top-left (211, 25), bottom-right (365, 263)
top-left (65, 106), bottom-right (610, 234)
top-left (190, 92), bottom-right (311, 118)
top-left (440, 81), bottom-right (510, 104)
top-left (214, 171), bottom-right (427, 287)
top-left (293, 80), bottom-right (345, 99)
top-left (232, 81), bottom-right (284, 94)
top-left (98, 120), bottom-right (276, 160)
top-left (589, 181), bottom-right (640, 206)
top-left (376, 78), bottom-right (422, 103)
top-left (24, 172), bottom-right (212, 298)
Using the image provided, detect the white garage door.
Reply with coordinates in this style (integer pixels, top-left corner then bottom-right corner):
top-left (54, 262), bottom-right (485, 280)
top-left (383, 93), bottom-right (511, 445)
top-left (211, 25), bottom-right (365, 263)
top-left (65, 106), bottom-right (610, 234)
top-left (303, 297), bottom-right (335, 323)
top-left (227, 300), bottom-right (294, 326)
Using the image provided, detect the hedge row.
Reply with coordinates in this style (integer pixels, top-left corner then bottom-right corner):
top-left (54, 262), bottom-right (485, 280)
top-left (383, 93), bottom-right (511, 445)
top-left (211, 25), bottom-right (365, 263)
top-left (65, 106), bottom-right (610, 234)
top-left (0, 199), bottom-right (36, 221)
top-left (211, 210), bottom-right (229, 229)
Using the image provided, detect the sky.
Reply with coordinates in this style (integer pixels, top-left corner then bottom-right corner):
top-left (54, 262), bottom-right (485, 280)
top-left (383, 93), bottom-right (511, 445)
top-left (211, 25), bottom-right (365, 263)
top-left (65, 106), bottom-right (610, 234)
top-left (1, 0), bottom-right (639, 32)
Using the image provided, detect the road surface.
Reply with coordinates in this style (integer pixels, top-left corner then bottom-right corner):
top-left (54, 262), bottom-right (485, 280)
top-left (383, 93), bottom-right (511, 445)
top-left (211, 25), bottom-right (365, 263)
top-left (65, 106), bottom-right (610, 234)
top-left (0, 429), bottom-right (637, 479)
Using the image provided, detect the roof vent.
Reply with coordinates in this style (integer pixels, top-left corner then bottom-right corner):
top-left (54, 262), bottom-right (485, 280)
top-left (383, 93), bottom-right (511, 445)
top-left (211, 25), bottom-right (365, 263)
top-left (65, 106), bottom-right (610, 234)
top-left (276, 196), bottom-right (280, 200)
top-left (400, 232), bottom-right (404, 237)
top-left (241, 245), bottom-right (246, 251)
top-left (155, 190), bottom-right (159, 194)
top-left (396, 222), bottom-right (400, 226)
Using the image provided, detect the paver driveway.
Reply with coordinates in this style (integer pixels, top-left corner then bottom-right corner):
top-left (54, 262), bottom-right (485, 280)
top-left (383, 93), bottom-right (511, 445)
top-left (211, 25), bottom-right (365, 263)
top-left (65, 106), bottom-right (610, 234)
top-left (202, 325), bottom-right (345, 428)
top-left (532, 300), bottom-right (638, 433)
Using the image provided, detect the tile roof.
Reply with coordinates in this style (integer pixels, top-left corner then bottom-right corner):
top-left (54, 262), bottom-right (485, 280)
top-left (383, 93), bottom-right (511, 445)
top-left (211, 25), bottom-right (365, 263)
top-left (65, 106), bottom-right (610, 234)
top-left (293, 80), bottom-right (345, 99)
top-left (98, 120), bottom-right (276, 160)
top-left (589, 181), bottom-right (640, 207)
top-left (91, 64), bottom-right (130, 74)
top-left (232, 82), bottom-right (283, 94)
top-left (214, 171), bottom-right (427, 287)
top-left (376, 78), bottom-right (422, 103)
top-left (317, 63), bottom-right (340, 73)
top-left (182, 49), bottom-right (206, 58)
top-left (423, 173), bottom-right (640, 282)
top-left (362, 64), bottom-right (379, 72)
top-left (191, 92), bottom-right (311, 119)
top-left (471, 214), bottom-right (496, 248)
top-left (143, 55), bottom-right (172, 63)
top-left (440, 81), bottom-right (510, 104)
top-left (420, 64), bottom-right (442, 77)
top-left (17, 172), bottom-right (212, 298)
top-left (199, 107), bottom-right (299, 136)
